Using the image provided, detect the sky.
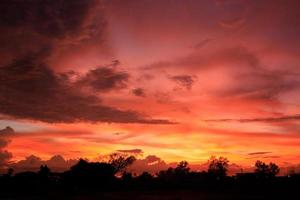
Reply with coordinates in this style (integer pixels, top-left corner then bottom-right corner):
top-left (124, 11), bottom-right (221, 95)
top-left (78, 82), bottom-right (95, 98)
top-left (1, 0), bottom-right (300, 172)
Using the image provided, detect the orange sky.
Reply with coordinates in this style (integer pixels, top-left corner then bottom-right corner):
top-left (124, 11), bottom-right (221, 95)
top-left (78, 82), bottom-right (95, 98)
top-left (1, 0), bottom-right (300, 170)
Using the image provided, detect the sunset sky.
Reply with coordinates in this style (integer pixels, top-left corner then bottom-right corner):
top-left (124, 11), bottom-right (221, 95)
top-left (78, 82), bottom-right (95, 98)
top-left (1, 0), bottom-right (300, 171)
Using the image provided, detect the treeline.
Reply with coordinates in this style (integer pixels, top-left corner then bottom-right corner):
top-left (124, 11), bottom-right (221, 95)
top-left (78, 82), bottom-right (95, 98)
top-left (0, 154), bottom-right (300, 196)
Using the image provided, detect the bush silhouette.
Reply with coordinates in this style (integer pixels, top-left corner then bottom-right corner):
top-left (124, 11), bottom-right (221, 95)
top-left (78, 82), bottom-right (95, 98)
top-left (254, 160), bottom-right (280, 178)
top-left (174, 161), bottom-right (190, 175)
top-left (207, 156), bottom-right (229, 179)
top-left (38, 165), bottom-right (51, 183)
top-left (63, 159), bottom-right (116, 188)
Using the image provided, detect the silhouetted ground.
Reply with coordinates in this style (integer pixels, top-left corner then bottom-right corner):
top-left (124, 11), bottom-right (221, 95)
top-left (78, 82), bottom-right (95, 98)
top-left (0, 158), bottom-right (299, 199)
top-left (0, 189), bottom-right (292, 200)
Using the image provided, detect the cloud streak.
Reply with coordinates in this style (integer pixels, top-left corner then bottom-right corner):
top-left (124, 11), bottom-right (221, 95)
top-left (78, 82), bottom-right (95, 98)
top-left (204, 114), bottom-right (300, 123)
top-left (117, 149), bottom-right (143, 154)
top-left (248, 152), bottom-right (272, 156)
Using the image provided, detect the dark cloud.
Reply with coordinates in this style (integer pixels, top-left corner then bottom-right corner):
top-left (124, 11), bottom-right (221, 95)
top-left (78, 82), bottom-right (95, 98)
top-left (117, 149), bottom-right (143, 154)
top-left (170, 75), bottom-right (196, 90)
top-left (0, 57), bottom-right (173, 124)
top-left (248, 151), bottom-right (272, 155)
top-left (0, 0), bottom-right (99, 38)
top-left (0, 126), bottom-right (13, 168)
top-left (204, 114), bottom-right (300, 123)
top-left (77, 66), bottom-right (129, 92)
top-left (132, 88), bottom-right (146, 97)
top-left (0, 150), bottom-right (12, 167)
top-left (0, 0), bottom-right (173, 125)
top-left (0, 126), bottom-right (15, 135)
top-left (0, 0), bottom-right (105, 66)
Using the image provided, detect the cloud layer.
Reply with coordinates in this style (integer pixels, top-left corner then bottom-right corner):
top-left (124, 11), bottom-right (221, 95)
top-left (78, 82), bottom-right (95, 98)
top-left (1, 0), bottom-right (300, 167)
top-left (0, 57), bottom-right (173, 124)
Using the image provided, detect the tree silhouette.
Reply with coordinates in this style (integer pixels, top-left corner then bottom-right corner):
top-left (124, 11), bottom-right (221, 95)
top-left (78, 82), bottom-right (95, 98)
top-left (156, 167), bottom-right (175, 182)
top-left (156, 161), bottom-right (191, 185)
top-left (269, 162), bottom-right (280, 177)
top-left (137, 171), bottom-right (153, 182)
top-left (38, 165), bottom-right (51, 183)
top-left (255, 160), bottom-right (268, 174)
top-left (109, 153), bottom-right (136, 174)
top-left (2, 168), bottom-right (14, 180)
top-left (121, 171), bottom-right (133, 182)
top-left (65, 159), bottom-right (116, 188)
top-left (6, 168), bottom-right (14, 177)
top-left (255, 160), bottom-right (280, 178)
top-left (174, 161), bottom-right (190, 175)
top-left (208, 156), bottom-right (229, 179)
top-left (39, 165), bottom-right (50, 175)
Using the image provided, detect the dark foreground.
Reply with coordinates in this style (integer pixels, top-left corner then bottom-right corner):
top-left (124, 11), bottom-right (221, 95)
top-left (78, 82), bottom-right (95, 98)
top-left (1, 159), bottom-right (299, 199)
top-left (0, 189), bottom-right (294, 200)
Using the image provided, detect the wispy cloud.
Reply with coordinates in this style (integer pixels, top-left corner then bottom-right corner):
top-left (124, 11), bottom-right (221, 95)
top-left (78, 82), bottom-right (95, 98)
top-left (169, 75), bottom-right (197, 90)
top-left (117, 149), bottom-right (143, 154)
top-left (204, 114), bottom-right (300, 123)
top-left (248, 152), bottom-right (272, 156)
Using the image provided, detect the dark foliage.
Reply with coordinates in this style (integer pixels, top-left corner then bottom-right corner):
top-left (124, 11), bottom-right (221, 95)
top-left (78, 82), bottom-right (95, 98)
top-left (207, 156), bottom-right (229, 179)
top-left (0, 158), bottom-right (299, 199)
top-left (254, 160), bottom-right (280, 178)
